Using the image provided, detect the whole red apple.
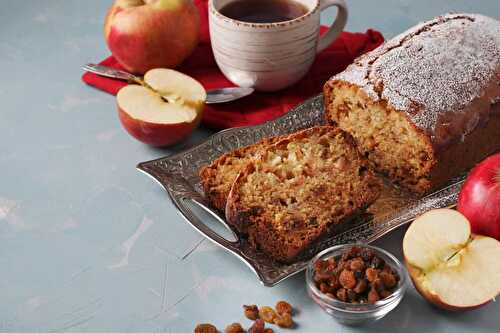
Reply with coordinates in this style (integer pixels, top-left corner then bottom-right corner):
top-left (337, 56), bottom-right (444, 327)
top-left (104, 0), bottom-right (200, 74)
top-left (458, 153), bottom-right (500, 240)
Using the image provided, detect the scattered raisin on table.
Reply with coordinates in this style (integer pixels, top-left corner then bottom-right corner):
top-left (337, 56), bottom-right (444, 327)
top-left (195, 323), bottom-right (217, 333)
top-left (274, 312), bottom-right (293, 328)
top-left (275, 301), bottom-right (293, 315)
top-left (224, 323), bottom-right (243, 333)
top-left (258, 306), bottom-right (277, 324)
top-left (248, 319), bottom-right (265, 333)
top-left (243, 304), bottom-right (259, 320)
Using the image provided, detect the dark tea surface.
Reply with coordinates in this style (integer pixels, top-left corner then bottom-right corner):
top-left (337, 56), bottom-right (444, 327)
top-left (219, 0), bottom-right (309, 23)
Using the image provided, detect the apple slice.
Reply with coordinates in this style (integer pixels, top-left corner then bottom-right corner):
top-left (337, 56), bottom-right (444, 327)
top-left (403, 209), bottom-right (500, 311)
top-left (117, 69), bottom-right (206, 146)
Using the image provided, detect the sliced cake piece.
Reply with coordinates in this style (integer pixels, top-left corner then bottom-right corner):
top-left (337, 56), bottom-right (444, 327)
top-left (199, 137), bottom-right (280, 212)
top-left (225, 126), bottom-right (381, 262)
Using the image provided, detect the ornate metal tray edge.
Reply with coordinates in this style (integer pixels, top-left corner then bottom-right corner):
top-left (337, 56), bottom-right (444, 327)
top-left (137, 94), bottom-right (465, 287)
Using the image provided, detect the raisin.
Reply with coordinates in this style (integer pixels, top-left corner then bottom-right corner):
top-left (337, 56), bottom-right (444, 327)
top-left (341, 252), bottom-right (350, 261)
top-left (347, 289), bottom-right (357, 302)
top-left (319, 282), bottom-right (331, 294)
top-left (329, 275), bottom-right (341, 290)
top-left (314, 260), bottom-right (334, 281)
top-left (259, 306), bottom-right (277, 324)
top-left (360, 248), bottom-right (374, 261)
top-left (224, 323), bottom-right (243, 333)
top-left (275, 301), bottom-right (293, 316)
top-left (380, 271), bottom-right (397, 288)
top-left (336, 288), bottom-right (348, 302)
top-left (372, 278), bottom-right (385, 293)
top-left (339, 270), bottom-right (356, 289)
top-left (365, 267), bottom-right (379, 282)
top-left (347, 246), bottom-right (361, 258)
top-left (274, 313), bottom-right (293, 328)
top-left (371, 256), bottom-right (385, 269)
top-left (195, 323), bottom-right (217, 333)
top-left (314, 260), bottom-right (328, 272)
top-left (263, 329), bottom-right (274, 333)
top-left (341, 260), bottom-right (351, 270)
top-left (353, 279), bottom-right (368, 294)
top-left (380, 290), bottom-right (393, 299)
top-left (368, 288), bottom-right (380, 303)
top-left (248, 319), bottom-right (265, 333)
top-left (243, 305), bottom-right (259, 320)
top-left (382, 264), bottom-right (394, 274)
top-left (327, 256), bottom-right (337, 268)
top-left (315, 270), bottom-right (332, 282)
top-left (350, 258), bottom-right (365, 271)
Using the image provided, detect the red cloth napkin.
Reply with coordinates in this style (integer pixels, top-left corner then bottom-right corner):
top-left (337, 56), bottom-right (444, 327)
top-left (82, 0), bottom-right (384, 129)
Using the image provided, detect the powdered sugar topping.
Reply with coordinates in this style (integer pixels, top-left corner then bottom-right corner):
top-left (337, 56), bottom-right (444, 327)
top-left (333, 13), bottom-right (500, 147)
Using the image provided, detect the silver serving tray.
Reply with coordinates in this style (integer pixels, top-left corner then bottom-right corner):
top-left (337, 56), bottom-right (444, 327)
top-left (137, 95), bottom-right (462, 287)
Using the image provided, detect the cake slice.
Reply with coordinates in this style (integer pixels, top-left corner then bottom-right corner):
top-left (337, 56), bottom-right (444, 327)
top-left (225, 126), bottom-right (381, 262)
top-left (199, 137), bottom-right (281, 212)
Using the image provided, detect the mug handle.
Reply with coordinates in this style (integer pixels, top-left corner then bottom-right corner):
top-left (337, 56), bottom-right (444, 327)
top-left (316, 0), bottom-right (348, 53)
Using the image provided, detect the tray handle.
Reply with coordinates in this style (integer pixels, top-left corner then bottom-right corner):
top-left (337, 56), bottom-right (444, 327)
top-left (174, 197), bottom-right (240, 248)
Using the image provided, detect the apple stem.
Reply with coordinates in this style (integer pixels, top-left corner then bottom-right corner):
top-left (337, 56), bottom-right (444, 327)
top-left (495, 168), bottom-right (500, 184)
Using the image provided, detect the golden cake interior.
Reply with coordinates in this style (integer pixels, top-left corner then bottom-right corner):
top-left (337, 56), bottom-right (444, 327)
top-left (325, 82), bottom-right (436, 193)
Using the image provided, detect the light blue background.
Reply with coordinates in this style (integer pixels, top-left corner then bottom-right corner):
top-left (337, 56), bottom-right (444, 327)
top-left (1, 1), bottom-right (499, 332)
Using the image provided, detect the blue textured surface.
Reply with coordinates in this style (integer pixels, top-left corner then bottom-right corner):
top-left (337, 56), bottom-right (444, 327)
top-left (1, 1), bottom-right (499, 332)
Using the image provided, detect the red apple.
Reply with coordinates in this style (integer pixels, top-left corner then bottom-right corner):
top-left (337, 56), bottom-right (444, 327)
top-left (403, 209), bottom-right (500, 311)
top-left (458, 153), bottom-right (500, 240)
top-left (104, 0), bottom-right (200, 74)
top-left (117, 68), bottom-right (206, 146)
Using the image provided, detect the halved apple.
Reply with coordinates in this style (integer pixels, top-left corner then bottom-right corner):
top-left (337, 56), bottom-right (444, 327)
top-left (117, 68), bottom-right (206, 147)
top-left (403, 209), bottom-right (500, 311)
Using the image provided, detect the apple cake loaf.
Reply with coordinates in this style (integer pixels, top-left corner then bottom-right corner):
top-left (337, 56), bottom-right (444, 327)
top-left (225, 126), bottom-right (381, 262)
top-left (324, 13), bottom-right (500, 194)
top-left (199, 136), bottom-right (281, 211)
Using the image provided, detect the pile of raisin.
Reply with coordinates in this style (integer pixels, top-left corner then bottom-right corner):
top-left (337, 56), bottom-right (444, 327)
top-left (313, 246), bottom-right (399, 304)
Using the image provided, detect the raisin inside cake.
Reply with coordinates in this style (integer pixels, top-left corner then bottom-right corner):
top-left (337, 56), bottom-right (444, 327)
top-left (225, 126), bottom-right (381, 262)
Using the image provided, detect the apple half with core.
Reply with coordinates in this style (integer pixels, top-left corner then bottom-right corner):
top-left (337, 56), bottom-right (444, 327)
top-left (458, 153), bottom-right (500, 240)
top-left (105, 0), bottom-right (200, 74)
top-left (403, 209), bottom-right (500, 311)
top-left (117, 68), bottom-right (206, 146)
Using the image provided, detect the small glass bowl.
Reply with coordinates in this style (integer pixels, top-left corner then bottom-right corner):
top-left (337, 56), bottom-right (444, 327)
top-left (306, 244), bottom-right (408, 326)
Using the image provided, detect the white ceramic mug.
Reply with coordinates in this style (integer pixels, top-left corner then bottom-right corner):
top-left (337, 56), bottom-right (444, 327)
top-left (209, 0), bottom-right (348, 91)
